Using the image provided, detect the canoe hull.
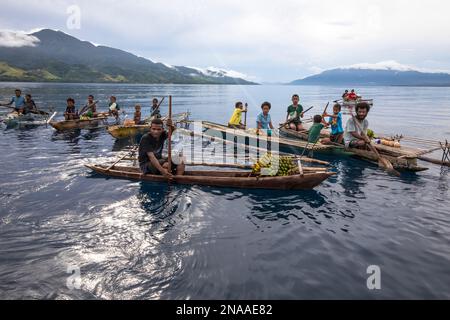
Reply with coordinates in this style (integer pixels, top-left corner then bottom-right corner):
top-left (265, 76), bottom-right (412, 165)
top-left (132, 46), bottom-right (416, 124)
top-left (86, 164), bottom-right (334, 190)
top-left (50, 117), bottom-right (107, 131)
top-left (107, 112), bottom-right (190, 139)
top-left (280, 126), bottom-right (428, 172)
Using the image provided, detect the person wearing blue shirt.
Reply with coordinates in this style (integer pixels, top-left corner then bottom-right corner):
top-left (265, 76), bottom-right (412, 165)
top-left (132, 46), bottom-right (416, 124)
top-left (322, 103), bottom-right (344, 145)
top-left (256, 101), bottom-right (274, 135)
top-left (0, 89), bottom-right (25, 113)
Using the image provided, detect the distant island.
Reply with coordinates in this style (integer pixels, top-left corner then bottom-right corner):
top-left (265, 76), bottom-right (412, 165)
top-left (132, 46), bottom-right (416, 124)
top-left (290, 62), bottom-right (450, 87)
top-left (0, 29), bottom-right (256, 85)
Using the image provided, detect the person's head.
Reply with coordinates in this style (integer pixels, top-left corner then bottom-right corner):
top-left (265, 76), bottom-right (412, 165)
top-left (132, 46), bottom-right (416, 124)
top-left (135, 104), bottom-right (141, 112)
top-left (261, 101), bottom-right (271, 115)
top-left (88, 95), bottom-right (94, 102)
top-left (235, 101), bottom-right (243, 109)
top-left (351, 89), bottom-right (355, 93)
top-left (313, 115), bottom-right (323, 124)
top-left (67, 98), bottom-right (75, 107)
top-left (333, 103), bottom-right (342, 114)
top-left (355, 102), bottom-right (370, 120)
top-left (292, 94), bottom-right (300, 105)
top-left (15, 89), bottom-right (21, 97)
top-left (25, 94), bottom-right (32, 101)
top-left (152, 98), bottom-right (158, 107)
top-left (150, 118), bottom-right (164, 138)
top-left (110, 96), bottom-right (116, 102)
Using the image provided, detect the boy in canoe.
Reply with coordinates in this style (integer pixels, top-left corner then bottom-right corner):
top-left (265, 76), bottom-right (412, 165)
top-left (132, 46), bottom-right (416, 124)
top-left (344, 102), bottom-right (370, 149)
top-left (108, 96), bottom-right (120, 120)
top-left (150, 98), bottom-right (161, 119)
top-left (228, 101), bottom-right (247, 129)
top-left (79, 95), bottom-right (97, 118)
top-left (134, 104), bottom-right (142, 124)
top-left (256, 101), bottom-right (274, 134)
top-left (285, 94), bottom-right (304, 131)
top-left (64, 98), bottom-right (79, 120)
top-left (1, 89), bottom-right (25, 113)
top-left (139, 118), bottom-right (185, 177)
top-left (321, 103), bottom-right (344, 145)
top-left (23, 94), bottom-right (38, 114)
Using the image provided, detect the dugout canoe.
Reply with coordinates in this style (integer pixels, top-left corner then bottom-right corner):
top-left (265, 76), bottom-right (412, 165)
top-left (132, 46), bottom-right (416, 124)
top-left (49, 116), bottom-right (108, 131)
top-left (107, 112), bottom-right (190, 139)
top-left (201, 121), bottom-right (335, 152)
top-left (279, 126), bottom-right (428, 172)
top-left (85, 164), bottom-right (335, 190)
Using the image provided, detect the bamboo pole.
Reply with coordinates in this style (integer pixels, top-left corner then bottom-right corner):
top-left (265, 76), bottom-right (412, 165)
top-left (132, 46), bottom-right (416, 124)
top-left (167, 95), bottom-right (172, 173)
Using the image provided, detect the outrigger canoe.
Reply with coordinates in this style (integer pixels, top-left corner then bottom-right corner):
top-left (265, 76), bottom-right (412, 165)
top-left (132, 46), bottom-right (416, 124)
top-left (200, 121), bottom-right (335, 152)
top-left (107, 112), bottom-right (190, 139)
top-left (279, 126), bottom-right (429, 172)
top-left (1, 111), bottom-right (54, 129)
top-left (85, 164), bottom-right (335, 190)
top-left (50, 115), bottom-right (108, 131)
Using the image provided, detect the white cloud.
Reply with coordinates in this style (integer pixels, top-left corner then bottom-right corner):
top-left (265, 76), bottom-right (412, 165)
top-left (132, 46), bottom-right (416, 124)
top-left (1, 0), bottom-right (450, 81)
top-left (0, 30), bottom-right (40, 48)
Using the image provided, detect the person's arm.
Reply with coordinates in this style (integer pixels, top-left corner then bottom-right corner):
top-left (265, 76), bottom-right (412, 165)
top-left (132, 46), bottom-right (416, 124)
top-left (351, 129), bottom-right (370, 142)
top-left (147, 152), bottom-right (172, 178)
top-left (166, 118), bottom-right (176, 132)
top-left (269, 121), bottom-right (274, 129)
top-left (0, 98), bottom-right (14, 107)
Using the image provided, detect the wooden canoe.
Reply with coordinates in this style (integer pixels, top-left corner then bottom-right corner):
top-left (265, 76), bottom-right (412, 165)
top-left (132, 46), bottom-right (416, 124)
top-left (1, 112), bottom-right (48, 128)
top-left (201, 121), bottom-right (335, 152)
top-left (107, 112), bottom-right (190, 139)
top-left (280, 126), bottom-right (428, 172)
top-left (50, 116), bottom-right (108, 131)
top-left (85, 164), bottom-right (335, 190)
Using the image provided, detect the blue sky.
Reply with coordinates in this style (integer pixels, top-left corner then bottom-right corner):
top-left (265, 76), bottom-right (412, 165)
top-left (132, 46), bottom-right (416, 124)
top-left (1, 0), bottom-right (450, 82)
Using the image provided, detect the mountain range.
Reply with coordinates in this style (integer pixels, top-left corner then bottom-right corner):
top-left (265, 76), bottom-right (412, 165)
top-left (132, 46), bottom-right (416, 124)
top-left (290, 62), bottom-right (450, 86)
top-left (0, 29), bottom-right (255, 85)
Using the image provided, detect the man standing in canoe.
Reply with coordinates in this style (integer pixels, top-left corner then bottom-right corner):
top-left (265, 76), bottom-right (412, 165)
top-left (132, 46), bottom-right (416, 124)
top-left (344, 102), bottom-right (371, 149)
top-left (79, 95), bottom-right (97, 118)
top-left (1, 89), bottom-right (25, 113)
top-left (139, 118), bottom-right (185, 177)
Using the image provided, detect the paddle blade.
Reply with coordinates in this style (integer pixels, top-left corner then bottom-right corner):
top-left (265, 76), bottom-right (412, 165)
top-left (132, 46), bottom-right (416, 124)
top-left (378, 157), bottom-right (401, 177)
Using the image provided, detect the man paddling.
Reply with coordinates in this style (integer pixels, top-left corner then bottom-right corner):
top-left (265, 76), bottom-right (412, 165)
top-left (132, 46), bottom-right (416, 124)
top-left (138, 118), bottom-right (185, 177)
top-left (285, 94), bottom-right (304, 131)
top-left (150, 98), bottom-right (161, 118)
top-left (344, 102), bottom-right (371, 149)
top-left (1, 89), bottom-right (25, 113)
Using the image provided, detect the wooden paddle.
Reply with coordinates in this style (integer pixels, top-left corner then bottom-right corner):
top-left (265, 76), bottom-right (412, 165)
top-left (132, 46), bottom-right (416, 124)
top-left (167, 95), bottom-right (173, 174)
top-left (244, 103), bottom-right (248, 129)
top-left (351, 114), bottom-right (400, 176)
top-left (106, 146), bottom-right (138, 172)
top-left (279, 106), bottom-right (314, 129)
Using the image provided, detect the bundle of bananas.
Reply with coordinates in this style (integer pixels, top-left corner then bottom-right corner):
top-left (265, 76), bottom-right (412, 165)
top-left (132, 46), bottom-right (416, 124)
top-left (252, 153), bottom-right (297, 176)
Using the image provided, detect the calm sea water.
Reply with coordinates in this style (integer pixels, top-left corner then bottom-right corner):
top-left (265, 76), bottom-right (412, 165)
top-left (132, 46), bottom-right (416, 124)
top-left (0, 82), bottom-right (449, 299)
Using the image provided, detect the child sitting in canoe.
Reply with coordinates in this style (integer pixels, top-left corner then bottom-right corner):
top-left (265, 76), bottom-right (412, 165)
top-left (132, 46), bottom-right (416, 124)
top-left (256, 101), bottom-right (274, 135)
top-left (23, 94), bottom-right (38, 115)
top-left (108, 96), bottom-right (120, 120)
top-left (308, 115), bottom-right (326, 144)
top-left (150, 98), bottom-right (161, 119)
top-left (134, 104), bottom-right (142, 125)
top-left (228, 101), bottom-right (247, 129)
top-left (138, 118), bottom-right (185, 177)
top-left (286, 94), bottom-right (304, 131)
top-left (64, 98), bottom-right (79, 120)
top-left (79, 95), bottom-right (97, 118)
top-left (321, 103), bottom-right (344, 145)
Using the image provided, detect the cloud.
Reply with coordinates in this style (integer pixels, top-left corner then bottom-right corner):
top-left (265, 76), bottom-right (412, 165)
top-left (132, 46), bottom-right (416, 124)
top-left (1, 0), bottom-right (450, 81)
top-left (0, 30), bottom-right (40, 47)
